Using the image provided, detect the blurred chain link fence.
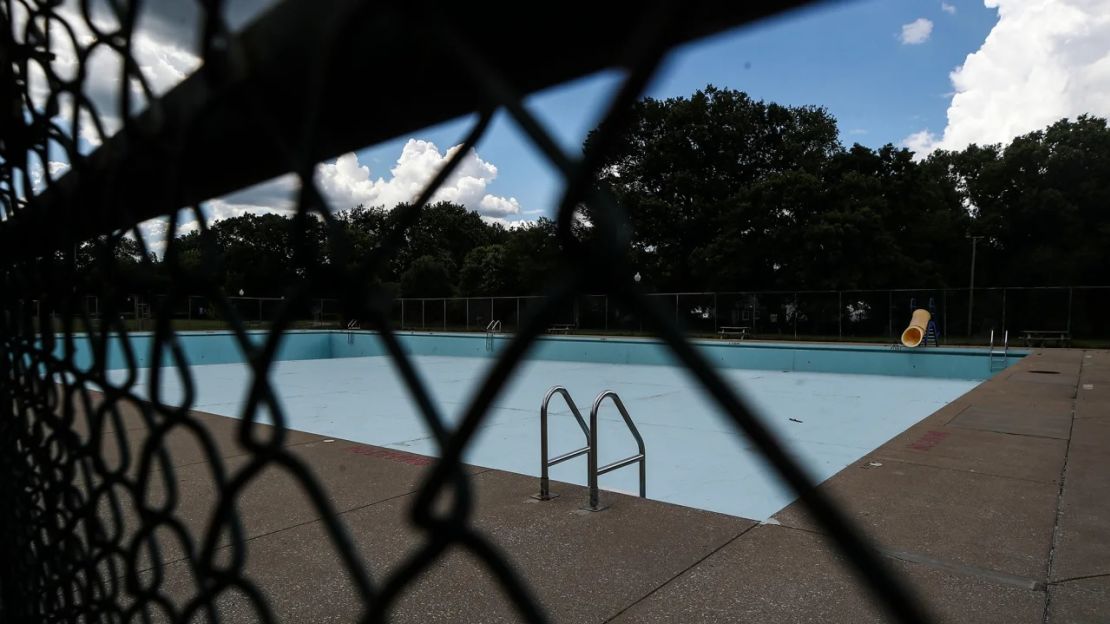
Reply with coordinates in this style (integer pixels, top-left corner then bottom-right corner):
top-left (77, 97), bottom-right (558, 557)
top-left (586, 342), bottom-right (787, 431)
top-left (2, 0), bottom-right (952, 622)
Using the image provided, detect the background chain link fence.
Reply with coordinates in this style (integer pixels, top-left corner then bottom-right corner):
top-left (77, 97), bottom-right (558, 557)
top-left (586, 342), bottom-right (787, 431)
top-left (35, 287), bottom-right (1105, 344)
top-left (1, 0), bottom-right (938, 621)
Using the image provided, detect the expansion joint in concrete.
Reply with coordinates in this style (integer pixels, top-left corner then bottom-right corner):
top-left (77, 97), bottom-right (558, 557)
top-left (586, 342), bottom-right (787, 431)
top-left (600, 524), bottom-right (758, 623)
top-left (1041, 351), bottom-right (1084, 624)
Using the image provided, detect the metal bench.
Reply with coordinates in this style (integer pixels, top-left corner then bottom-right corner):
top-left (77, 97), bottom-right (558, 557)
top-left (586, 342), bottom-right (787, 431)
top-left (547, 323), bottom-right (576, 334)
top-left (718, 326), bottom-right (750, 340)
top-left (1021, 330), bottom-right (1071, 348)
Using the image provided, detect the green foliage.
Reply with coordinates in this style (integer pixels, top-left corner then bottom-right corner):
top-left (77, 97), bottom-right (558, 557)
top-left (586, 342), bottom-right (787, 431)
top-left (459, 245), bottom-right (508, 295)
top-left (929, 115), bottom-right (1110, 285)
top-left (400, 254), bottom-right (455, 297)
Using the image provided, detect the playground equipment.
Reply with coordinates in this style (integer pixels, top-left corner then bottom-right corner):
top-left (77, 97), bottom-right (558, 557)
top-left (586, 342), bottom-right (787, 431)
top-left (901, 309), bottom-right (931, 347)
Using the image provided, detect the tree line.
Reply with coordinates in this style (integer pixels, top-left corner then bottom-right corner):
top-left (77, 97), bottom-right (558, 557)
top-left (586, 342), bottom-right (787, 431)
top-left (94, 86), bottom-right (1110, 298)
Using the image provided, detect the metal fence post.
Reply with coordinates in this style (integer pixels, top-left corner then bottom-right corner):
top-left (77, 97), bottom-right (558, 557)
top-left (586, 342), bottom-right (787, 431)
top-left (1067, 287), bottom-right (1073, 335)
top-left (793, 292), bottom-right (798, 339)
top-left (466, 298), bottom-right (469, 330)
top-left (422, 299), bottom-right (426, 329)
top-left (967, 285), bottom-right (974, 338)
top-left (443, 299), bottom-right (447, 330)
top-left (1001, 288), bottom-right (1007, 332)
top-left (604, 295), bottom-right (608, 331)
top-left (888, 290), bottom-right (893, 339)
top-left (837, 291), bottom-right (842, 340)
top-left (516, 297), bottom-right (520, 330)
top-left (943, 289), bottom-right (948, 345)
top-left (713, 292), bottom-right (718, 333)
top-left (401, 299), bottom-right (405, 329)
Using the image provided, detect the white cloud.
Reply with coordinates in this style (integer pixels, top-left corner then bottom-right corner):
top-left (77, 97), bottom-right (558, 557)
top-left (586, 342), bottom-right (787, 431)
top-left (314, 140), bottom-right (522, 218)
top-left (15, 2), bottom-right (528, 233)
top-left (15, 3), bottom-right (202, 151)
top-left (479, 195), bottom-right (522, 217)
top-left (124, 134), bottom-right (527, 251)
top-left (28, 161), bottom-right (71, 194)
top-left (901, 129), bottom-right (941, 156)
top-left (942, 2), bottom-right (957, 14)
top-left (901, 18), bottom-right (935, 45)
top-left (902, 0), bottom-right (1110, 157)
top-left (479, 216), bottom-right (533, 229)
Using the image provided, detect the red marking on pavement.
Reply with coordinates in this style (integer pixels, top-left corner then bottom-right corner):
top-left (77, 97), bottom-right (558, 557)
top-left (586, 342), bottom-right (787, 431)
top-left (345, 445), bottom-right (434, 466)
top-left (907, 430), bottom-right (950, 451)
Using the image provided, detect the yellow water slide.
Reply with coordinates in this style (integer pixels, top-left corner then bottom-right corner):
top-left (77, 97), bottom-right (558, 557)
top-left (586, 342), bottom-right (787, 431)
top-left (901, 309), bottom-right (931, 347)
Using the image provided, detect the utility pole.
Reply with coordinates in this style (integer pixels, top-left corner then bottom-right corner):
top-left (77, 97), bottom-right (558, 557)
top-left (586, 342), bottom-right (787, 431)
top-left (967, 235), bottom-right (983, 337)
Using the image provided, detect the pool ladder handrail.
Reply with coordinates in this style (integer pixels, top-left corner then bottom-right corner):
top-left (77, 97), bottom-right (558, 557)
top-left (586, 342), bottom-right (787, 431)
top-left (533, 386), bottom-right (591, 501)
top-left (485, 319), bottom-right (501, 352)
top-left (585, 390), bottom-right (647, 511)
top-left (346, 319), bottom-right (360, 344)
top-left (988, 329), bottom-right (1009, 370)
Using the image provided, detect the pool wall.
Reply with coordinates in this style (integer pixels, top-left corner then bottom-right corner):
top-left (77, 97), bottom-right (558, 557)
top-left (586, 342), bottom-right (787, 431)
top-left (56, 330), bottom-right (1023, 380)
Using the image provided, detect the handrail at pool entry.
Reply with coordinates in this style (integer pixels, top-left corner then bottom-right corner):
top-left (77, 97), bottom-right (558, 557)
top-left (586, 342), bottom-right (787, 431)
top-left (585, 390), bottom-right (647, 512)
top-left (485, 319), bottom-right (502, 352)
top-left (989, 329), bottom-right (1009, 371)
top-left (533, 386), bottom-right (592, 501)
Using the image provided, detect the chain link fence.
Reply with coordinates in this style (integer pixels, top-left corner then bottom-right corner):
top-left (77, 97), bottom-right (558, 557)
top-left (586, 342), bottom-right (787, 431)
top-left (0, 0), bottom-right (976, 622)
top-left (47, 287), bottom-right (1108, 344)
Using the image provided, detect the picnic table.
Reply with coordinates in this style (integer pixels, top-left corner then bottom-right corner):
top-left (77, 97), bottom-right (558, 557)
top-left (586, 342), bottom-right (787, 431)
top-left (718, 326), bottom-right (750, 340)
top-left (1021, 330), bottom-right (1071, 347)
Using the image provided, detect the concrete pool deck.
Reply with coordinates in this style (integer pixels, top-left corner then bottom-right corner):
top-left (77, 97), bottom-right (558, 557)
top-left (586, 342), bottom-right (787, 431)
top-left (76, 348), bottom-right (1107, 622)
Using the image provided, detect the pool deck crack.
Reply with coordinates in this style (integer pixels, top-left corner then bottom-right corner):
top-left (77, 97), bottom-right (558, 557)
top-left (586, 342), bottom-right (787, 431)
top-left (1041, 351), bottom-right (1082, 624)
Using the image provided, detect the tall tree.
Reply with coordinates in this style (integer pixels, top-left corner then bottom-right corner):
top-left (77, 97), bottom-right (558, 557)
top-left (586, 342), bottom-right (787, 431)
top-left (584, 85), bottom-right (841, 290)
top-left (932, 115), bottom-right (1110, 285)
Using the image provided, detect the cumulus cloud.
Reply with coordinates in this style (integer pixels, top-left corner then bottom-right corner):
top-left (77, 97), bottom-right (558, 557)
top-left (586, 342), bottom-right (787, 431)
top-left (17, 0), bottom-right (275, 151)
top-left (902, 129), bottom-right (940, 156)
top-left (901, 18), bottom-right (935, 44)
top-left (13, 2), bottom-right (204, 150)
top-left (942, 2), bottom-right (958, 14)
top-left (902, 0), bottom-right (1110, 157)
top-left (16, 1), bottom-right (528, 238)
top-left (314, 140), bottom-right (522, 218)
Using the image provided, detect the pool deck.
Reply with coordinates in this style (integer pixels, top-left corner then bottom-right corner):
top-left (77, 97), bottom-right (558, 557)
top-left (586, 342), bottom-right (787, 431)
top-left (83, 348), bottom-right (1108, 622)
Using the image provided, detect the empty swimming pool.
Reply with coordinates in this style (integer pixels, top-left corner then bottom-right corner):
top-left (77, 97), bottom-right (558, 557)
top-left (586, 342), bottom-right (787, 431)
top-left (85, 331), bottom-right (1020, 521)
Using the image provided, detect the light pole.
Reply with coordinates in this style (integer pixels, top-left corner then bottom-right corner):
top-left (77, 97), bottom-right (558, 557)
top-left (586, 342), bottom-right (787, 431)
top-left (967, 236), bottom-right (983, 337)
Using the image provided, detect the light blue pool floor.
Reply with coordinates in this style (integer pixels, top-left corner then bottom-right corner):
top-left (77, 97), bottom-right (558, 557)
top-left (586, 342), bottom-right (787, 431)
top-left (109, 356), bottom-right (977, 521)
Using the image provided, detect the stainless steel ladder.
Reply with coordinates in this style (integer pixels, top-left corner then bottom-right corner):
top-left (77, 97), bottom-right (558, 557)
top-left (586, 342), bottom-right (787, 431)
top-left (533, 386), bottom-right (591, 501)
top-left (989, 329), bottom-right (1009, 371)
top-left (485, 319), bottom-right (501, 352)
top-left (533, 387), bottom-right (648, 510)
top-left (585, 391), bottom-right (646, 511)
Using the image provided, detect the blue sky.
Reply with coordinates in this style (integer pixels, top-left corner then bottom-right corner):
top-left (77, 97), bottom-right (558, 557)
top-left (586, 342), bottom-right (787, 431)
top-left (29, 0), bottom-right (1110, 236)
top-left (353, 0), bottom-right (1000, 220)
